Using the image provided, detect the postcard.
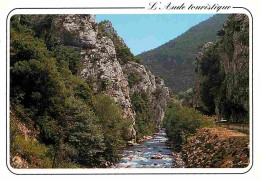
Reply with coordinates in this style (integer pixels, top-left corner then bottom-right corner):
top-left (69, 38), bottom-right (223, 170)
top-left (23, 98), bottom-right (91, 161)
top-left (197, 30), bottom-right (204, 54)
top-left (1, 0), bottom-right (257, 178)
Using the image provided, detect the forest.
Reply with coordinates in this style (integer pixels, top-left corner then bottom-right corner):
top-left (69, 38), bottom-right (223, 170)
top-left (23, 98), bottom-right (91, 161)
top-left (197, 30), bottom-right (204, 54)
top-left (9, 13), bottom-right (250, 169)
top-left (139, 14), bottom-right (228, 92)
top-left (10, 15), bottom-right (154, 168)
top-left (163, 14), bottom-right (249, 154)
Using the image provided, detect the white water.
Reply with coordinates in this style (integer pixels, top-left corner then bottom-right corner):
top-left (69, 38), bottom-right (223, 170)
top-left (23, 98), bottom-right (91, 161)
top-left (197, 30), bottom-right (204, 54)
top-left (114, 130), bottom-right (174, 168)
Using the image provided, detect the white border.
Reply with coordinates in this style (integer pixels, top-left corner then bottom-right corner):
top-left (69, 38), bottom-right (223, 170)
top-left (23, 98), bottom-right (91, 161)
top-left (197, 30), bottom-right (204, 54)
top-left (6, 7), bottom-right (253, 175)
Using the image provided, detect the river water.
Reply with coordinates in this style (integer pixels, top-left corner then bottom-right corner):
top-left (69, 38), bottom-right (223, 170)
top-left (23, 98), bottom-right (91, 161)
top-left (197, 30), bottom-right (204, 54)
top-left (114, 130), bottom-right (174, 168)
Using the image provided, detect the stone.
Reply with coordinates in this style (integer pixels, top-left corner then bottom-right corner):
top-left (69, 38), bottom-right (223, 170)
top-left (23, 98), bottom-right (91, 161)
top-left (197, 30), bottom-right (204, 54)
top-left (52, 14), bottom-right (170, 141)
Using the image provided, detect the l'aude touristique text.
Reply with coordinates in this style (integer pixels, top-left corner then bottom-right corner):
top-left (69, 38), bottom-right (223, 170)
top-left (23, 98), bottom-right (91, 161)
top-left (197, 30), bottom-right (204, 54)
top-left (148, 2), bottom-right (232, 12)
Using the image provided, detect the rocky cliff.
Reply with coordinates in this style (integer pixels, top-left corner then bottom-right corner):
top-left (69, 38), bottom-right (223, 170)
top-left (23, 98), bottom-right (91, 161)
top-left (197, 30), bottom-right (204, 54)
top-left (192, 14), bottom-right (249, 123)
top-left (122, 61), bottom-right (169, 129)
top-left (52, 15), bottom-right (170, 139)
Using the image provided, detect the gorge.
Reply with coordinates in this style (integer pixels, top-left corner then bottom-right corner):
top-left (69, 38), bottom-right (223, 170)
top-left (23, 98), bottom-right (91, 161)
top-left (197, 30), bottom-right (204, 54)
top-left (10, 14), bottom-right (169, 168)
top-left (10, 13), bottom-right (249, 169)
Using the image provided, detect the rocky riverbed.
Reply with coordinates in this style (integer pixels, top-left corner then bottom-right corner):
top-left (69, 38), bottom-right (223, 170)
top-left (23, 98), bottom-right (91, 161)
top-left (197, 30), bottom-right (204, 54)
top-left (114, 130), bottom-right (175, 168)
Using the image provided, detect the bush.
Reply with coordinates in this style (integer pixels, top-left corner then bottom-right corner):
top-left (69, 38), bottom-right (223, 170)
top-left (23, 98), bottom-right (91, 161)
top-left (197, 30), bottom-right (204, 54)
top-left (54, 45), bottom-right (82, 75)
top-left (12, 134), bottom-right (52, 168)
top-left (93, 94), bottom-right (132, 163)
top-left (163, 102), bottom-right (205, 151)
top-left (128, 71), bottom-right (141, 88)
top-left (131, 91), bottom-right (157, 140)
top-left (10, 111), bottom-right (52, 168)
top-left (10, 15), bottom-right (133, 168)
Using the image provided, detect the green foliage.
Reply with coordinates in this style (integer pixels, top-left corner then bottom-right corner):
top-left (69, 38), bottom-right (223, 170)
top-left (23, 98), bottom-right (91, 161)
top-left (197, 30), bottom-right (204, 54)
top-left (176, 88), bottom-right (193, 106)
top-left (139, 14), bottom-right (228, 92)
top-left (12, 134), bottom-right (52, 167)
top-left (97, 21), bottom-right (111, 38)
top-left (115, 43), bottom-right (134, 63)
top-left (163, 102), bottom-right (205, 152)
top-left (198, 44), bottom-right (223, 115)
top-left (99, 78), bottom-right (110, 92)
top-left (62, 97), bottom-right (105, 167)
top-left (10, 25), bottom-right (50, 66)
top-left (153, 88), bottom-right (162, 99)
top-left (93, 94), bottom-right (132, 162)
top-left (54, 45), bottom-right (82, 75)
top-left (194, 14), bottom-right (249, 124)
top-left (128, 71), bottom-right (141, 88)
top-left (131, 91), bottom-right (149, 114)
top-left (10, 15), bottom-right (133, 168)
top-left (10, 111), bottom-right (52, 168)
top-left (131, 91), bottom-right (156, 140)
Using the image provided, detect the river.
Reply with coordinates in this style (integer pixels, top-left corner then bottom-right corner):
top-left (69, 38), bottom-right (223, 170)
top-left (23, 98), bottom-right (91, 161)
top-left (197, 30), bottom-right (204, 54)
top-left (114, 129), bottom-right (174, 168)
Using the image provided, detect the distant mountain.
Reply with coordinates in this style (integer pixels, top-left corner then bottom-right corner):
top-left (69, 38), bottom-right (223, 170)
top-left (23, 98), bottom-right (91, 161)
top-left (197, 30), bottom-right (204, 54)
top-left (138, 14), bottom-right (228, 93)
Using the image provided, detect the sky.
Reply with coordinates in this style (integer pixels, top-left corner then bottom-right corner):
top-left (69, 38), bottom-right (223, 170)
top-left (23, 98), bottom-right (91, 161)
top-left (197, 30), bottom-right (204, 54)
top-left (96, 14), bottom-right (214, 55)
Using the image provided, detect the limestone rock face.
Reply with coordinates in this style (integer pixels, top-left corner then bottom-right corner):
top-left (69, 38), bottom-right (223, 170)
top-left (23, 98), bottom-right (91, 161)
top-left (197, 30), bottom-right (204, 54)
top-left (192, 14), bottom-right (249, 123)
top-left (53, 14), bottom-right (97, 48)
top-left (219, 14), bottom-right (249, 108)
top-left (53, 15), bottom-right (170, 139)
top-left (122, 61), bottom-right (170, 128)
top-left (54, 15), bottom-right (136, 139)
top-left (123, 61), bottom-right (157, 94)
top-left (80, 36), bottom-right (136, 126)
top-left (99, 20), bottom-right (127, 47)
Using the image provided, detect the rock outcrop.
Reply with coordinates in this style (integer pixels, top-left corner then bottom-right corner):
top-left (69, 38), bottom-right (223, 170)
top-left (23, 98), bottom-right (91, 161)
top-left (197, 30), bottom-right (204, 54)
top-left (99, 20), bottom-right (170, 128)
top-left (192, 14), bottom-right (249, 123)
top-left (191, 42), bottom-right (214, 110)
top-left (99, 20), bottom-right (126, 47)
top-left (52, 15), bottom-right (170, 139)
top-left (122, 61), bottom-right (169, 128)
top-left (218, 14), bottom-right (249, 118)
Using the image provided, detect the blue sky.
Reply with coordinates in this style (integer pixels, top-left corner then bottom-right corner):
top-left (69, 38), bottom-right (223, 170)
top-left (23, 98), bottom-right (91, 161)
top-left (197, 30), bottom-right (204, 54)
top-left (96, 14), bottom-right (214, 55)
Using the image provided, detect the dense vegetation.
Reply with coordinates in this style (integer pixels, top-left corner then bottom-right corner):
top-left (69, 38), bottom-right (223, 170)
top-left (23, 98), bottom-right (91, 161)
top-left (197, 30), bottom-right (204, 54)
top-left (193, 14), bottom-right (249, 124)
top-left (10, 13), bottom-right (249, 169)
top-left (164, 14), bottom-right (249, 157)
top-left (163, 101), bottom-right (214, 152)
top-left (139, 14), bottom-right (228, 93)
top-left (130, 92), bottom-right (157, 140)
top-left (10, 15), bottom-right (133, 168)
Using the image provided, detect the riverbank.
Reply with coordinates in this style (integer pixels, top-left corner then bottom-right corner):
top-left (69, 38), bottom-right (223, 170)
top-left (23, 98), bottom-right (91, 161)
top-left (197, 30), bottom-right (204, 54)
top-left (179, 127), bottom-right (249, 168)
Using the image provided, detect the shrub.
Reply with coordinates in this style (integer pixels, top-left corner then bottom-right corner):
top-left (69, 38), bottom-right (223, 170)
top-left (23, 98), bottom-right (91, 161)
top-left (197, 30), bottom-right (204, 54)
top-left (54, 45), bottom-right (82, 75)
top-left (153, 88), bottom-right (162, 99)
top-left (128, 71), bottom-right (141, 88)
top-left (93, 94), bottom-right (131, 163)
top-left (10, 15), bottom-right (132, 168)
top-left (130, 91), bottom-right (157, 140)
top-left (10, 111), bottom-right (52, 168)
top-left (163, 102), bottom-right (206, 151)
top-left (12, 134), bottom-right (52, 168)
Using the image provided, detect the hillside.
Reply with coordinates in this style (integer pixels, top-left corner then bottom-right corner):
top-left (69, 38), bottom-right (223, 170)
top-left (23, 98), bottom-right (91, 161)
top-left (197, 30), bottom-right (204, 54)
top-left (182, 127), bottom-right (249, 168)
top-left (10, 15), bottom-right (169, 168)
top-left (192, 14), bottom-right (249, 123)
top-left (139, 14), bottom-right (228, 92)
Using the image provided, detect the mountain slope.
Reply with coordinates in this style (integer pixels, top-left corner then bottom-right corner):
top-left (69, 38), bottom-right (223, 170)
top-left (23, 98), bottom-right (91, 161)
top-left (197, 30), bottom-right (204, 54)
top-left (10, 14), bottom-right (169, 168)
top-left (139, 14), bottom-right (228, 93)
